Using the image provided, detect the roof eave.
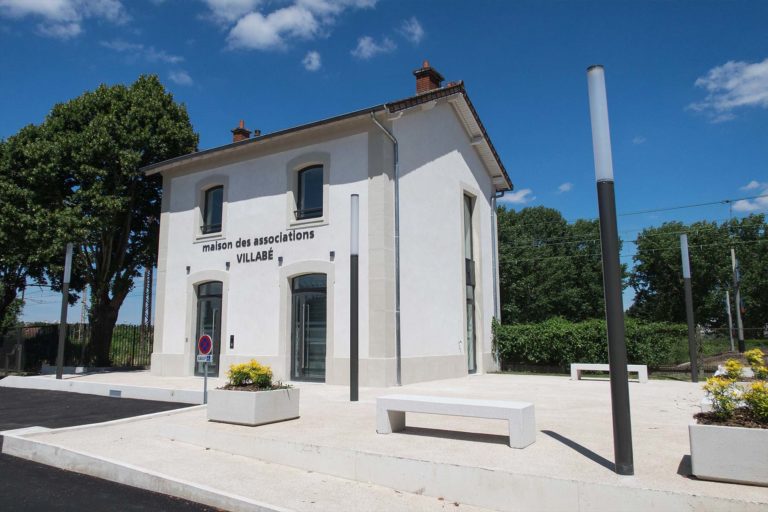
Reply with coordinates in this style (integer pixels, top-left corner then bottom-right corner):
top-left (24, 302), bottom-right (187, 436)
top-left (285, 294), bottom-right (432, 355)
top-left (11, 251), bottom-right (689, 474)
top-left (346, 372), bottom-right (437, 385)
top-left (142, 104), bottom-right (387, 176)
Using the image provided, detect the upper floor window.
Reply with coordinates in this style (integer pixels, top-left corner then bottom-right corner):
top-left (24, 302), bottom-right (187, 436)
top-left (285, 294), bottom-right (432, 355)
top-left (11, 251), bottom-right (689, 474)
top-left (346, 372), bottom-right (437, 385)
top-left (296, 165), bottom-right (323, 220)
top-left (202, 185), bottom-right (223, 234)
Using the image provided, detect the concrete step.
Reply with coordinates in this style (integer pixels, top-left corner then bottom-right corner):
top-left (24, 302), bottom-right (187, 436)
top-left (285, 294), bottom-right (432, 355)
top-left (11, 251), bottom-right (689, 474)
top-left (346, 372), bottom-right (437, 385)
top-left (2, 431), bottom-right (489, 512)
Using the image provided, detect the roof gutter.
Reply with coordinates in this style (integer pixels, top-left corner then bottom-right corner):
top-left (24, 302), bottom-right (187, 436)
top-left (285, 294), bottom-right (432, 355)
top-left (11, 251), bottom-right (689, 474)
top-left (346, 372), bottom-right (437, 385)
top-left (369, 111), bottom-right (402, 387)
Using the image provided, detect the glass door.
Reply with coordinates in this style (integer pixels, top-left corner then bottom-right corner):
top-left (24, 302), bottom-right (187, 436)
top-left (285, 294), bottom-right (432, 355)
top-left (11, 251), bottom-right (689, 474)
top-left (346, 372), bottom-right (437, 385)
top-left (291, 274), bottom-right (327, 381)
top-left (464, 195), bottom-right (477, 373)
top-left (194, 281), bottom-right (222, 377)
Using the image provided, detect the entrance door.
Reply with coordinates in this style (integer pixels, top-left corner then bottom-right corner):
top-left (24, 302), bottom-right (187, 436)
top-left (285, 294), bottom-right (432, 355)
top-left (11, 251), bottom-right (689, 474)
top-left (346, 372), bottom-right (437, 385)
top-left (194, 281), bottom-right (222, 376)
top-left (291, 274), bottom-right (327, 382)
top-left (464, 195), bottom-right (477, 373)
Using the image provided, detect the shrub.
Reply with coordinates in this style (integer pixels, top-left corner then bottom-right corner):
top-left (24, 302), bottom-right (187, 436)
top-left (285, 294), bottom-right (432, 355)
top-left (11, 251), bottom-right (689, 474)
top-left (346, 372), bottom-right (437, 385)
top-left (744, 348), bottom-right (767, 379)
top-left (492, 317), bottom-right (684, 370)
top-left (743, 381), bottom-right (768, 423)
top-left (723, 359), bottom-right (743, 380)
top-left (227, 359), bottom-right (273, 389)
top-left (703, 377), bottom-right (739, 420)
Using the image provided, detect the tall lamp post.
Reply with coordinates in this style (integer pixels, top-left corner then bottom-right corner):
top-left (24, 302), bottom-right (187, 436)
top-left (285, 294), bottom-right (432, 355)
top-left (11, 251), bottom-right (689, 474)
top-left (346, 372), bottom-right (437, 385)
top-left (55, 243), bottom-right (74, 380)
top-left (587, 65), bottom-right (634, 476)
top-left (350, 194), bottom-right (360, 402)
top-left (680, 234), bottom-right (698, 382)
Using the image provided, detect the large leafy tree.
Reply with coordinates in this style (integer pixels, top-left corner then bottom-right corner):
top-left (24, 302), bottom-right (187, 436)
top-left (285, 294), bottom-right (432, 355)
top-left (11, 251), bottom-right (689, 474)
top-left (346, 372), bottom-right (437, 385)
top-left (628, 215), bottom-right (767, 331)
top-left (38, 75), bottom-right (198, 364)
top-left (497, 206), bottom-right (613, 323)
top-left (0, 126), bottom-right (77, 336)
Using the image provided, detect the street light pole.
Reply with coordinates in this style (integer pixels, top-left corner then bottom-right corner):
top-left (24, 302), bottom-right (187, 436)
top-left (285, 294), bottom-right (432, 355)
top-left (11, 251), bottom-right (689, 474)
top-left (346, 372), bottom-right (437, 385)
top-left (56, 243), bottom-right (74, 380)
top-left (680, 234), bottom-right (698, 382)
top-left (350, 194), bottom-right (360, 402)
top-left (587, 65), bottom-right (634, 476)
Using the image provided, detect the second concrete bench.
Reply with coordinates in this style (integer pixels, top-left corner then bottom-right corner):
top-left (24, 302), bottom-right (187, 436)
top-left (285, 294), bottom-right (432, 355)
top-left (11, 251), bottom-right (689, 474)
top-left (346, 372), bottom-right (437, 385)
top-left (570, 363), bottom-right (649, 383)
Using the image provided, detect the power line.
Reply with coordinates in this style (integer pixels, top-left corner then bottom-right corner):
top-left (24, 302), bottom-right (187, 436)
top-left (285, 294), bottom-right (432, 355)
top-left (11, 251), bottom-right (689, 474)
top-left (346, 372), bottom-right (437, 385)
top-left (618, 193), bottom-right (768, 217)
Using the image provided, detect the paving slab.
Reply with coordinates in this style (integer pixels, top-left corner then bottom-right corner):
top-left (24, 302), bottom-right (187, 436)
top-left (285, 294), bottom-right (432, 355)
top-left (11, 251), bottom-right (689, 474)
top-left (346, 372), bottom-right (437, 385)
top-left (4, 372), bottom-right (768, 511)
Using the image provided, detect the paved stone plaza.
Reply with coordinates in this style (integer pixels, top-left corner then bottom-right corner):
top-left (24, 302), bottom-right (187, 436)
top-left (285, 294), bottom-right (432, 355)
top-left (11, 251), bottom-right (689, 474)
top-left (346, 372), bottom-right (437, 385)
top-left (2, 372), bottom-right (767, 511)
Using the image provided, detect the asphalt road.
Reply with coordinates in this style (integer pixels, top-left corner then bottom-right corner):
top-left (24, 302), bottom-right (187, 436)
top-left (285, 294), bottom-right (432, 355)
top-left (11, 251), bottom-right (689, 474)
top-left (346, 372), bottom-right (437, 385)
top-left (0, 386), bottom-right (217, 511)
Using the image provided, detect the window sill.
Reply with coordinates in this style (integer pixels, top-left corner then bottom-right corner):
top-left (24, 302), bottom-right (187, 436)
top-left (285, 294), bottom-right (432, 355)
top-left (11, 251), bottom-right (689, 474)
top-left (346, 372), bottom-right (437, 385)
top-left (194, 232), bottom-right (226, 244)
top-left (288, 217), bottom-right (328, 229)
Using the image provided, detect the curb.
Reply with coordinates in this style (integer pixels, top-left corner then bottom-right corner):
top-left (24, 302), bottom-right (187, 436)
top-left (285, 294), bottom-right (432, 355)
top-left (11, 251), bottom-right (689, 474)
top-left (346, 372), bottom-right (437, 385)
top-left (1, 434), bottom-right (292, 512)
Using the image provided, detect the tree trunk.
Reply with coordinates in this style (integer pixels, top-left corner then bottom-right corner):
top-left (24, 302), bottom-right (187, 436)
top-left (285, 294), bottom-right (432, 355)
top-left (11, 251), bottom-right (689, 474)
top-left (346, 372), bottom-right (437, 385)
top-left (87, 301), bottom-right (120, 366)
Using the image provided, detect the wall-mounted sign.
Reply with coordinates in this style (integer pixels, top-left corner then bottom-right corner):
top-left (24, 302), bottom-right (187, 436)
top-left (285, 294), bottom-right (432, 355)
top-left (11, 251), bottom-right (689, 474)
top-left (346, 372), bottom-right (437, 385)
top-left (200, 229), bottom-right (316, 266)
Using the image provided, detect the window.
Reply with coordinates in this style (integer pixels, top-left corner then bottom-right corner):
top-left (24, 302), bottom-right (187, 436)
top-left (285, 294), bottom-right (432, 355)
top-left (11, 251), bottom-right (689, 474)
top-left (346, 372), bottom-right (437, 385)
top-left (295, 165), bottom-right (323, 220)
top-left (202, 186), bottom-right (223, 234)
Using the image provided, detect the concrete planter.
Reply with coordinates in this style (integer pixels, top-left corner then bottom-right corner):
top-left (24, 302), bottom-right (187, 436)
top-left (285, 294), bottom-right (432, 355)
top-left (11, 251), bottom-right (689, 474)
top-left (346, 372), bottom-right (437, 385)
top-left (689, 423), bottom-right (768, 486)
top-left (207, 387), bottom-right (300, 426)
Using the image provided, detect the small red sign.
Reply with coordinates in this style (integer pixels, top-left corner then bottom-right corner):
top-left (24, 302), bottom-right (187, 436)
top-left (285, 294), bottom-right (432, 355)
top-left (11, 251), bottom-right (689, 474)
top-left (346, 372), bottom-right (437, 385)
top-left (198, 334), bottom-right (213, 355)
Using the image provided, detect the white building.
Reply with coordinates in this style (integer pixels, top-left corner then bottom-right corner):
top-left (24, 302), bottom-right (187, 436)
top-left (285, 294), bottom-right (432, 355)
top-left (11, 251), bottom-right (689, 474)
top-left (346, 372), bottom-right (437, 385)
top-left (144, 62), bottom-right (513, 386)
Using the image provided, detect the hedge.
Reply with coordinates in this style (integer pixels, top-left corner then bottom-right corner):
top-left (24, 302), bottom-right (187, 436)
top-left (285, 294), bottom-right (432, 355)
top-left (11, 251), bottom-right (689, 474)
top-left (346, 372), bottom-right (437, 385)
top-left (493, 317), bottom-right (687, 370)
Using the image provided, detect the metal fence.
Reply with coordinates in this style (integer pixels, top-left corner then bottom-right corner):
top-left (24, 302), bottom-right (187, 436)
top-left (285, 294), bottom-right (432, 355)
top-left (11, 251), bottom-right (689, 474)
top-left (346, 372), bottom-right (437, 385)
top-left (0, 323), bottom-right (153, 373)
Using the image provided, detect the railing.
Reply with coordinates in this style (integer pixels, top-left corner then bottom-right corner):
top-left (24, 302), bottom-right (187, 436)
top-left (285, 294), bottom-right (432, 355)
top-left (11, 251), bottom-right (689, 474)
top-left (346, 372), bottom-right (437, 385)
top-left (0, 323), bottom-right (153, 373)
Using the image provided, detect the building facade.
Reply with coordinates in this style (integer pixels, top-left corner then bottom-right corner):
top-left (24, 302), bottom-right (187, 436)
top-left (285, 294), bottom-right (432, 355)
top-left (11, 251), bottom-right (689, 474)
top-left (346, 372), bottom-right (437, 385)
top-left (145, 62), bottom-right (512, 386)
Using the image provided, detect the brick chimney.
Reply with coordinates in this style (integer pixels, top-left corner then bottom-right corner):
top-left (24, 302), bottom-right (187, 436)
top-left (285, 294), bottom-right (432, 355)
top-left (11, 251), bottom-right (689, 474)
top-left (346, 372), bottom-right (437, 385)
top-left (231, 120), bottom-right (252, 143)
top-left (413, 60), bottom-right (444, 94)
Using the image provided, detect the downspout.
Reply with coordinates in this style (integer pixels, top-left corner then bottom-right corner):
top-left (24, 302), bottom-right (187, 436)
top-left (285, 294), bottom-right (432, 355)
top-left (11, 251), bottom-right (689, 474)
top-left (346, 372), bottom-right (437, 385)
top-left (491, 190), bottom-right (505, 320)
top-left (370, 112), bottom-right (402, 386)
top-left (491, 190), bottom-right (504, 368)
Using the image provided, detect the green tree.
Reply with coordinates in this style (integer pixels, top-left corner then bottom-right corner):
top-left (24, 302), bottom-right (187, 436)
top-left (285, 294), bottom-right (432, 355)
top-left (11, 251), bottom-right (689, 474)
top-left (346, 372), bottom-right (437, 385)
top-left (0, 127), bottom-right (76, 336)
top-left (497, 206), bottom-right (611, 323)
top-left (38, 75), bottom-right (198, 364)
top-left (628, 215), bottom-right (767, 331)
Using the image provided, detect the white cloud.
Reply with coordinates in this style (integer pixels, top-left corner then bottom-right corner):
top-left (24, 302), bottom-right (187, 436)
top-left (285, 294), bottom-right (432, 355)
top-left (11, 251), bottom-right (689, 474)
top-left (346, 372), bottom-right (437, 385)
top-left (557, 182), bottom-right (573, 194)
top-left (0, 0), bottom-right (128, 38)
top-left (100, 39), bottom-right (184, 64)
top-left (169, 69), bottom-right (193, 86)
top-left (501, 188), bottom-right (535, 205)
top-left (228, 5), bottom-right (318, 50)
top-left (351, 35), bottom-right (395, 59)
top-left (202, 0), bottom-right (260, 25)
top-left (689, 58), bottom-right (768, 122)
top-left (740, 180), bottom-right (764, 191)
top-left (213, 0), bottom-right (376, 50)
top-left (732, 181), bottom-right (768, 212)
top-left (302, 50), bottom-right (321, 71)
top-left (398, 16), bottom-right (423, 44)
top-left (632, 135), bottom-right (646, 145)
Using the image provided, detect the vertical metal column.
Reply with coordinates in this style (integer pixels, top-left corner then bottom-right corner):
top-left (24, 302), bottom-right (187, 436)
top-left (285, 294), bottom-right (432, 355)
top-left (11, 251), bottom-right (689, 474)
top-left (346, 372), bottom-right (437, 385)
top-left (56, 243), bottom-right (74, 380)
top-left (725, 291), bottom-right (735, 352)
top-left (350, 194), bottom-right (359, 402)
top-left (680, 234), bottom-right (698, 382)
top-left (731, 248), bottom-right (745, 353)
top-left (587, 65), bottom-right (634, 476)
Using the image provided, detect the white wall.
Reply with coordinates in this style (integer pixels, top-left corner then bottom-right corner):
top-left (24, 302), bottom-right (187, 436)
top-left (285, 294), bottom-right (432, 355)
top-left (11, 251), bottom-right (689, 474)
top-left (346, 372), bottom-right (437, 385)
top-left (156, 132), bottom-right (370, 381)
top-left (395, 101), bottom-right (496, 379)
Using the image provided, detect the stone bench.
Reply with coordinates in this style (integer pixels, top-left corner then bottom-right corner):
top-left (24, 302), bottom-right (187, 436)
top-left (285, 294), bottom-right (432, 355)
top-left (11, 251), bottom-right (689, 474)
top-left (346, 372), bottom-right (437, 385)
top-left (376, 394), bottom-right (536, 448)
top-left (570, 363), bottom-right (648, 383)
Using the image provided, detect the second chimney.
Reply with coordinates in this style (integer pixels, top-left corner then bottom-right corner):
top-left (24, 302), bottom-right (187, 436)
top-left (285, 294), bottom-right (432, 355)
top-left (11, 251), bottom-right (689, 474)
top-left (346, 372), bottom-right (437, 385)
top-left (413, 60), bottom-right (444, 94)
top-left (231, 120), bottom-right (252, 143)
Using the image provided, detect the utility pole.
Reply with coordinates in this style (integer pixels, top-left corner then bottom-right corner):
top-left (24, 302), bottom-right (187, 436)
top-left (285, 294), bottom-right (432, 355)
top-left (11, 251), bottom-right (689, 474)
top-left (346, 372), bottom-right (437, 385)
top-left (725, 291), bottom-right (735, 353)
top-left (587, 65), bottom-right (634, 476)
top-left (680, 234), bottom-right (698, 382)
top-left (730, 248), bottom-right (745, 352)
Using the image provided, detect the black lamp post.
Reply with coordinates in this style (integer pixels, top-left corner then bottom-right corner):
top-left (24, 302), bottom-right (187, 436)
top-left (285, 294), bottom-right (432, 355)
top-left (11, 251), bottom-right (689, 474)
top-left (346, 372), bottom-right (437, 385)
top-left (587, 65), bottom-right (634, 476)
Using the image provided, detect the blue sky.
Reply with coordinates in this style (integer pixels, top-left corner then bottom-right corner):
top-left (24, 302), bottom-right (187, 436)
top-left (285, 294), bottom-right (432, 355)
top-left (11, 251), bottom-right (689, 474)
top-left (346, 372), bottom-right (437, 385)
top-left (1, 0), bottom-right (767, 324)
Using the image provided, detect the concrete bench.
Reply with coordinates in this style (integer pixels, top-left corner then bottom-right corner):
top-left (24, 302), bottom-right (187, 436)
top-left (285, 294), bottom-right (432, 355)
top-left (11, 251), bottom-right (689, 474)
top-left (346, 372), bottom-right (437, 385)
top-left (570, 363), bottom-right (648, 383)
top-left (376, 394), bottom-right (535, 448)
